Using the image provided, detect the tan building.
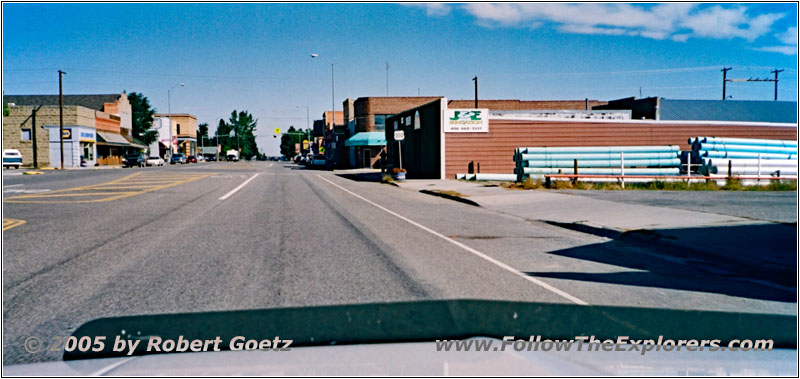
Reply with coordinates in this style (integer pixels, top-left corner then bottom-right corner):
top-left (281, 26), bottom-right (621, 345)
top-left (4, 93), bottom-right (143, 166)
top-left (153, 113), bottom-right (197, 156)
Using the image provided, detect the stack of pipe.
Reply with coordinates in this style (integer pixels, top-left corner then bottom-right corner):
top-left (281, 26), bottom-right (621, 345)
top-left (455, 173), bottom-right (517, 181)
top-left (692, 137), bottom-right (797, 184)
top-left (513, 145), bottom-right (681, 182)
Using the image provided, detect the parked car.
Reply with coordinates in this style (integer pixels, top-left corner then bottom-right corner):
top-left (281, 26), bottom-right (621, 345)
top-left (146, 156), bottom-right (164, 166)
top-left (124, 153), bottom-right (146, 168)
top-left (170, 154), bottom-right (186, 164)
top-left (2, 149), bottom-right (23, 169)
top-left (187, 155), bottom-right (198, 163)
top-left (206, 156), bottom-right (217, 162)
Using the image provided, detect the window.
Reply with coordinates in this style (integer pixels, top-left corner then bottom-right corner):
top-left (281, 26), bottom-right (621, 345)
top-left (374, 114), bottom-right (391, 131)
top-left (21, 129), bottom-right (31, 141)
top-left (177, 124), bottom-right (181, 135)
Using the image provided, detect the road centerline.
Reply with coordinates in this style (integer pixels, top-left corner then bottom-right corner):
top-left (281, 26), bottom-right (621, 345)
top-left (314, 174), bottom-right (588, 305)
top-left (218, 173), bottom-right (260, 200)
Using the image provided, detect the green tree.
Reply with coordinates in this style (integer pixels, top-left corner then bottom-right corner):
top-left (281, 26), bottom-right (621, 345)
top-left (3, 91), bottom-right (9, 116)
top-left (227, 110), bottom-right (259, 159)
top-left (279, 126), bottom-right (311, 158)
top-left (128, 92), bottom-right (158, 145)
top-left (197, 122), bottom-right (209, 148)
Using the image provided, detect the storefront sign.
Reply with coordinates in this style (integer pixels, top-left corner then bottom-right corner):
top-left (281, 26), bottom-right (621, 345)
top-left (444, 109), bottom-right (489, 133)
top-left (62, 128), bottom-right (72, 139)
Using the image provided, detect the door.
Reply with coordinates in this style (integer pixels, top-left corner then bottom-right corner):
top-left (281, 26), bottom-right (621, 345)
top-left (363, 149), bottom-right (371, 168)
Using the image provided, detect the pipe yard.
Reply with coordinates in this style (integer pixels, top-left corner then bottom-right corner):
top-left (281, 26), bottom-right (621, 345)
top-left (453, 137), bottom-right (797, 188)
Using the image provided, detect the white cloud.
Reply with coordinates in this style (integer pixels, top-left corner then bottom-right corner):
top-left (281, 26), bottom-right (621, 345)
top-left (777, 26), bottom-right (798, 45)
top-left (459, 3), bottom-right (787, 43)
top-left (403, 3), bottom-right (451, 17)
top-left (680, 6), bottom-right (783, 41)
top-left (754, 46), bottom-right (797, 55)
top-left (671, 34), bottom-right (690, 42)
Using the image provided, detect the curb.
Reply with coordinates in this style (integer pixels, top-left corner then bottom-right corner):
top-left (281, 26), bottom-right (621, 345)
top-left (419, 189), bottom-right (480, 207)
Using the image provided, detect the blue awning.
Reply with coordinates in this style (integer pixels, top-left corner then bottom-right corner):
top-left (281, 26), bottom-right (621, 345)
top-left (344, 132), bottom-right (386, 147)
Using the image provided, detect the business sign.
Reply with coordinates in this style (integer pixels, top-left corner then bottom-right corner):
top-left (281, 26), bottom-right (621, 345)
top-left (444, 109), bottom-right (489, 133)
top-left (394, 130), bottom-right (405, 141)
top-left (62, 128), bottom-right (72, 139)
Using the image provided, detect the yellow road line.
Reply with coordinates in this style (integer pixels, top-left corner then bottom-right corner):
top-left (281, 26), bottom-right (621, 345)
top-left (4, 172), bottom-right (215, 204)
top-left (3, 218), bottom-right (26, 231)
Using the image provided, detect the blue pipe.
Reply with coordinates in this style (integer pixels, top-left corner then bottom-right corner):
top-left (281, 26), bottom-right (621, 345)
top-left (519, 145), bottom-right (679, 154)
top-left (520, 152), bottom-right (678, 161)
top-left (522, 158), bottom-right (680, 168)
top-left (699, 137), bottom-right (797, 148)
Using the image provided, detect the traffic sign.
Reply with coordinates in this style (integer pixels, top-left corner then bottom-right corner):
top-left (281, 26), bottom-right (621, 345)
top-left (394, 130), bottom-right (405, 141)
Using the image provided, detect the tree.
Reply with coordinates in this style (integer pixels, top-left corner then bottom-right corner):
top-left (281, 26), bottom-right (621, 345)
top-left (279, 126), bottom-right (310, 158)
top-left (227, 110), bottom-right (259, 159)
top-left (197, 122), bottom-right (209, 147)
top-left (128, 92), bottom-right (158, 145)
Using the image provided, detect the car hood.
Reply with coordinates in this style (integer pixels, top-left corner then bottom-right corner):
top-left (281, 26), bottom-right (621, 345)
top-left (4, 300), bottom-right (797, 375)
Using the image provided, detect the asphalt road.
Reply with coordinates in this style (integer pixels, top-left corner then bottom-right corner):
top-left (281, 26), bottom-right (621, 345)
top-left (554, 189), bottom-right (797, 224)
top-left (2, 162), bottom-right (796, 364)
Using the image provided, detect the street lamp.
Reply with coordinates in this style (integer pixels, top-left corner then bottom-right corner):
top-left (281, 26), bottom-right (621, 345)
top-left (167, 82), bottom-right (184, 158)
top-left (311, 53), bottom-right (335, 135)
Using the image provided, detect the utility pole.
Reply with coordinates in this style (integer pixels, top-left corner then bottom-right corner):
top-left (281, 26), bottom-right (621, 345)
top-left (472, 76), bottom-right (478, 108)
top-left (58, 70), bottom-right (66, 169)
top-left (721, 67), bottom-right (732, 100)
top-left (385, 61), bottom-right (390, 96)
top-left (771, 68), bottom-right (783, 101)
top-left (20, 105), bottom-right (43, 168)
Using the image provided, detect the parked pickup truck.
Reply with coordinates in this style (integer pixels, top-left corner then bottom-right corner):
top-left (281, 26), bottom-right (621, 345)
top-left (2, 149), bottom-right (23, 169)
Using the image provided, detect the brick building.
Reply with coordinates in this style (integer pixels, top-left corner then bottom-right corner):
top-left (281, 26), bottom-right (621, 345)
top-left (3, 93), bottom-right (142, 166)
top-left (152, 113), bottom-right (198, 157)
top-left (340, 97), bottom-right (608, 169)
top-left (385, 98), bottom-right (797, 179)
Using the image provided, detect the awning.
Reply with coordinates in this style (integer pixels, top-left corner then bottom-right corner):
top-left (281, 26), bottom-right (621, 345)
top-left (130, 137), bottom-right (148, 149)
top-left (96, 131), bottom-right (131, 146)
top-left (344, 132), bottom-right (386, 147)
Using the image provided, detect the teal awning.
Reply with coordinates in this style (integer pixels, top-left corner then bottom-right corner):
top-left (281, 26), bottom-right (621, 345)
top-left (344, 132), bottom-right (386, 147)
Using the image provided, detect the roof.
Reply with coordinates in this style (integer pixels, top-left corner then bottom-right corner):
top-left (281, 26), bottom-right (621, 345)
top-left (4, 94), bottom-right (121, 111)
top-left (153, 113), bottom-right (197, 119)
top-left (659, 99), bottom-right (797, 123)
top-left (344, 132), bottom-right (386, 147)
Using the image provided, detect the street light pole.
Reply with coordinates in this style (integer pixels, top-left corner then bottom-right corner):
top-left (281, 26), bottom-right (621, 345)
top-left (58, 70), bottom-right (66, 169)
top-left (167, 83), bottom-right (184, 158)
top-left (311, 53), bottom-right (336, 148)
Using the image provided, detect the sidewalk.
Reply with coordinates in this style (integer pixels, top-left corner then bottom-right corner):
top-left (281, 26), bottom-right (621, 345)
top-left (392, 179), bottom-right (796, 286)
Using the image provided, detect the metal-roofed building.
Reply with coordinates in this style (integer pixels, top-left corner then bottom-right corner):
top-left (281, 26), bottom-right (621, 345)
top-left (594, 97), bottom-right (798, 124)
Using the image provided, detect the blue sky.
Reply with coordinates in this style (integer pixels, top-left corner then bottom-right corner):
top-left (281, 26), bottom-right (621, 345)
top-left (3, 3), bottom-right (797, 154)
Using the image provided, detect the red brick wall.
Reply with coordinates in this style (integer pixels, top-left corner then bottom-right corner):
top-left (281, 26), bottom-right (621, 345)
top-left (444, 120), bottom-right (797, 178)
top-left (353, 97), bottom-right (442, 132)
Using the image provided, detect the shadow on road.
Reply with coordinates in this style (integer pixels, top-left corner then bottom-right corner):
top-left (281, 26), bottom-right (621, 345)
top-left (528, 223), bottom-right (797, 303)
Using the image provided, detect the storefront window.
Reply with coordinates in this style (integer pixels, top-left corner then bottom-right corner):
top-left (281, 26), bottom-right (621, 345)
top-left (82, 142), bottom-right (94, 160)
